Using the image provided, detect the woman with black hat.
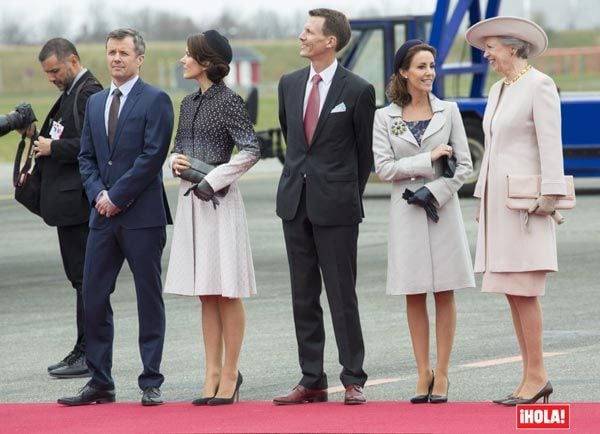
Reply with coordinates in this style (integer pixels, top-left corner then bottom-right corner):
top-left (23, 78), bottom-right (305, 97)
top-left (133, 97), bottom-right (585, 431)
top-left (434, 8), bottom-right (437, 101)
top-left (372, 40), bottom-right (474, 403)
top-left (164, 30), bottom-right (260, 405)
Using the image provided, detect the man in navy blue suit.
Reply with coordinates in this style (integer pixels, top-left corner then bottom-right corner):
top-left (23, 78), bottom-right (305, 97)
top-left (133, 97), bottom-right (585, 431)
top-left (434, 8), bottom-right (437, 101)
top-left (58, 28), bottom-right (174, 406)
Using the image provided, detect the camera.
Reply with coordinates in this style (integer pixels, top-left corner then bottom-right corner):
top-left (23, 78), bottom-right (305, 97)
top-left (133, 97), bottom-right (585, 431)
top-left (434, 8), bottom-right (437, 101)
top-left (0, 103), bottom-right (37, 137)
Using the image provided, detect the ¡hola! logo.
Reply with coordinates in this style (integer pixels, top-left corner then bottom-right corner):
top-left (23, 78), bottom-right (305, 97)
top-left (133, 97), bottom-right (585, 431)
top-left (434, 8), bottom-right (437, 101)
top-left (516, 404), bottom-right (570, 429)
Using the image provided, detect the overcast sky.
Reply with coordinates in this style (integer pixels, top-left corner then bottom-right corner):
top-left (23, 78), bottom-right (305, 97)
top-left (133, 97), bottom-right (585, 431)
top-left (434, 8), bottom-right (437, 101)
top-left (3, 0), bottom-right (598, 41)
top-left (1, 0), bottom-right (435, 41)
top-left (8, 0), bottom-right (435, 19)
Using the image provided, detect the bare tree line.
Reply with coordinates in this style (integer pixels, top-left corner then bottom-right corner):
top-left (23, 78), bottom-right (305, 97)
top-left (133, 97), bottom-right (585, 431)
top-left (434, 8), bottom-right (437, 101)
top-left (0, 7), bottom-right (317, 44)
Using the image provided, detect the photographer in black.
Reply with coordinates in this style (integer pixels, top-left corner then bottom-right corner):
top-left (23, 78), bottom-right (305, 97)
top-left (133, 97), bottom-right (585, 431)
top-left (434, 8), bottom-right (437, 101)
top-left (10, 38), bottom-right (102, 378)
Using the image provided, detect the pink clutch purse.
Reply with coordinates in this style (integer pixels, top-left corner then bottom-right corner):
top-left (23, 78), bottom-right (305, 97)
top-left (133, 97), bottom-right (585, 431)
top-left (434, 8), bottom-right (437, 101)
top-left (506, 175), bottom-right (576, 209)
top-left (506, 175), bottom-right (575, 225)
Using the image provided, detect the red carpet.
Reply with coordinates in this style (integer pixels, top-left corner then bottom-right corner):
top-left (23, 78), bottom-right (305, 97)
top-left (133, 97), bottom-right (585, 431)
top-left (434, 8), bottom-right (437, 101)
top-left (2, 402), bottom-right (598, 433)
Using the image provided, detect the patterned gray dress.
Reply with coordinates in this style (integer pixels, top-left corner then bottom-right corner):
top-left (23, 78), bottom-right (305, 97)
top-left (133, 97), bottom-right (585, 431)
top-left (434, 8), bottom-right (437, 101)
top-left (164, 82), bottom-right (260, 298)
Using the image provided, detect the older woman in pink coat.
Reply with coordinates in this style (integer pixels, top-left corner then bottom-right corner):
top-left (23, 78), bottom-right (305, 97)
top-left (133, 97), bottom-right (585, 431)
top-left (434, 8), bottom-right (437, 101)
top-left (466, 17), bottom-right (568, 406)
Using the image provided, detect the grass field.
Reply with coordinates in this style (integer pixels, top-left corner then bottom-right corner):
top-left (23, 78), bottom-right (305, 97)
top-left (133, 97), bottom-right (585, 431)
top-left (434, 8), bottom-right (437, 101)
top-left (1, 36), bottom-right (600, 162)
top-left (0, 40), bottom-right (296, 162)
top-left (0, 90), bottom-right (280, 163)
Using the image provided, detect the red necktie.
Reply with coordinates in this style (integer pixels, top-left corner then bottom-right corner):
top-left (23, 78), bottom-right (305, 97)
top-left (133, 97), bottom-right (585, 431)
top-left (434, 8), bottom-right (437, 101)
top-left (304, 74), bottom-right (322, 145)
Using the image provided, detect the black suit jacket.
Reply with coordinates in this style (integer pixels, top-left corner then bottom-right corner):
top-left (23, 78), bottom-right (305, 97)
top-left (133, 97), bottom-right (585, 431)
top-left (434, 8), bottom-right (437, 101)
top-left (33, 70), bottom-right (103, 226)
top-left (276, 64), bottom-right (375, 226)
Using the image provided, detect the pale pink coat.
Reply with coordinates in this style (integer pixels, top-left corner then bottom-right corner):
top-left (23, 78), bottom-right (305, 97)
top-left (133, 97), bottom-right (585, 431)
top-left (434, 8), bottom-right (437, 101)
top-left (474, 68), bottom-right (567, 273)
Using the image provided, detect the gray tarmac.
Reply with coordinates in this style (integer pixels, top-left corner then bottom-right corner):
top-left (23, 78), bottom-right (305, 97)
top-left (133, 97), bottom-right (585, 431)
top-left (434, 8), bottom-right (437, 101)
top-left (1, 160), bottom-right (599, 404)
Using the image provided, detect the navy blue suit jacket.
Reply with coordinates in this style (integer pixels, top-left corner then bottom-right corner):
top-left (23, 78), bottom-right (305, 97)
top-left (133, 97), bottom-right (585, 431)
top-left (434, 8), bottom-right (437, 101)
top-left (79, 78), bottom-right (174, 229)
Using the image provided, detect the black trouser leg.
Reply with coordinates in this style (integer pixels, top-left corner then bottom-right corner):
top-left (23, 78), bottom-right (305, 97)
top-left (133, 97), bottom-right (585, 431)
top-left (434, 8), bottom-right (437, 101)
top-left (313, 223), bottom-right (367, 387)
top-left (282, 187), bottom-right (328, 389)
top-left (57, 223), bottom-right (89, 354)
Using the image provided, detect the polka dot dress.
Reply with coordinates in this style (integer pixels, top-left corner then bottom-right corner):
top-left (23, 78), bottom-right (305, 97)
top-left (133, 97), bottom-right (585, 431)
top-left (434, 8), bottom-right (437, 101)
top-left (164, 82), bottom-right (260, 298)
top-left (171, 81), bottom-right (260, 164)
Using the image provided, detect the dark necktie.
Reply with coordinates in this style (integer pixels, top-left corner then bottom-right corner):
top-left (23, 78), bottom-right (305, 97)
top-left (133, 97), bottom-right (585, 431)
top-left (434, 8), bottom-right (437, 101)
top-left (107, 88), bottom-right (122, 148)
top-left (304, 74), bottom-right (322, 145)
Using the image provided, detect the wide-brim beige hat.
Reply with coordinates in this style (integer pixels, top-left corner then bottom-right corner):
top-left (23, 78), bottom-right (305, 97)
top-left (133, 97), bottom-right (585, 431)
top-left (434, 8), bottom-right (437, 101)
top-left (465, 16), bottom-right (548, 58)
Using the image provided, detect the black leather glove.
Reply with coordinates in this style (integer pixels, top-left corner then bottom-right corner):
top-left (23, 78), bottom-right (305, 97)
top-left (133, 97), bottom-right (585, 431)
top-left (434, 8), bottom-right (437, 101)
top-left (184, 179), bottom-right (220, 209)
top-left (406, 186), bottom-right (433, 207)
top-left (402, 187), bottom-right (439, 223)
top-left (192, 179), bottom-right (215, 201)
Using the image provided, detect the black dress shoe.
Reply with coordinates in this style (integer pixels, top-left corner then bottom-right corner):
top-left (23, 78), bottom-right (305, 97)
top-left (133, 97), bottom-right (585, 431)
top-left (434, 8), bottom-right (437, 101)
top-left (57, 384), bottom-right (116, 406)
top-left (48, 350), bottom-right (80, 372)
top-left (141, 387), bottom-right (164, 406)
top-left (49, 353), bottom-right (91, 379)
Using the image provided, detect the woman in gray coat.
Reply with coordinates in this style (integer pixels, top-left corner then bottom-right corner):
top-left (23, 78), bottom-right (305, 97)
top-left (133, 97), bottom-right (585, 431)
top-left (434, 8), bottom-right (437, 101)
top-left (373, 40), bottom-right (475, 403)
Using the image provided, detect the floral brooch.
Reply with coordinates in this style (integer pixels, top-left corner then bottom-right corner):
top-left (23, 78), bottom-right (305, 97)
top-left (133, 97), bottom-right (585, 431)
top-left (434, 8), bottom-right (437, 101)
top-left (391, 118), bottom-right (407, 136)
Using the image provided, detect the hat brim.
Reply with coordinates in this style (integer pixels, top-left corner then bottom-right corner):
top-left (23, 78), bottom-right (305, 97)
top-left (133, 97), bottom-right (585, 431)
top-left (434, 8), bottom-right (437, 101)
top-left (465, 16), bottom-right (548, 58)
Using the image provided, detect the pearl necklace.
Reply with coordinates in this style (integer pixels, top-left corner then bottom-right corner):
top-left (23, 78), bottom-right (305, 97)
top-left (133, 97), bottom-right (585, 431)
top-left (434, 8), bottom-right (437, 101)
top-left (504, 64), bottom-right (532, 86)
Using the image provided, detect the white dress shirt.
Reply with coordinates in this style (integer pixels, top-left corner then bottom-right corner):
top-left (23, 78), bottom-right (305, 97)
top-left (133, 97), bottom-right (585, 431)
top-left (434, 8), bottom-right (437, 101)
top-left (104, 76), bottom-right (139, 135)
top-left (303, 59), bottom-right (338, 119)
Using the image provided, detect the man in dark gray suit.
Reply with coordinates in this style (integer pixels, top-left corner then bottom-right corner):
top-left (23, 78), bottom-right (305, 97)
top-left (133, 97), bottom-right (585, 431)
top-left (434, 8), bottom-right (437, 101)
top-left (273, 8), bottom-right (375, 406)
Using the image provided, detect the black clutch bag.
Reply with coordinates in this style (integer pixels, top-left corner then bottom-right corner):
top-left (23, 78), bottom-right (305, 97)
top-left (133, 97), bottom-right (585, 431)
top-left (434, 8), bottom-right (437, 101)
top-left (441, 155), bottom-right (456, 178)
top-left (179, 156), bottom-right (229, 208)
top-left (179, 156), bottom-right (216, 184)
top-left (441, 143), bottom-right (456, 178)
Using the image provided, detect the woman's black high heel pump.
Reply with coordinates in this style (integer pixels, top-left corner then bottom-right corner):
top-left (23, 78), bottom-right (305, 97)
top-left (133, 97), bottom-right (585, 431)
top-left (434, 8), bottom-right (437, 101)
top-left (492, 393), bottom-right (515, 405)
top-left (502, 381), bottom-right (553, 406)
top-left (429, 379), bottom-right (450, 403)
top-left (410, 371), bottom-right (434, 404)
top-left (192, 395), bottom-right (216, 406)
top-left (192, 381), bottom-right (219, 405)
top-left (208, 372), bottom-right (243, 405)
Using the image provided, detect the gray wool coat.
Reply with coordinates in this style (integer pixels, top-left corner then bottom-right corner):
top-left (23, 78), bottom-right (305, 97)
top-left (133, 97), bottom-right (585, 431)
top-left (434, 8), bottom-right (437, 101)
top-left (373, 95), bottom-right (475, 294)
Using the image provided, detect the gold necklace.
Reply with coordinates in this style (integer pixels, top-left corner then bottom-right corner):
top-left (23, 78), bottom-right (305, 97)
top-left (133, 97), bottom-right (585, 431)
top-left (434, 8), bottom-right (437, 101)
top-left (504, 64), bottom-right (532, 86)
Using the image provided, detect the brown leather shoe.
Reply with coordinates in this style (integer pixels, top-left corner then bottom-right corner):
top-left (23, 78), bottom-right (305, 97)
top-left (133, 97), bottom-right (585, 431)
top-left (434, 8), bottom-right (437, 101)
top-left (273, 385), bottom-right (328, 405)
top-left (344, 384), bottom-right (366, 405)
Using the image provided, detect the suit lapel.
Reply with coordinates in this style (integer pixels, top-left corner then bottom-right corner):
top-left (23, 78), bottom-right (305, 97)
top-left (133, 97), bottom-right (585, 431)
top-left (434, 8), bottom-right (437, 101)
top-left (421, 96), bottom-right (446, 143)
top-left (109, 79), bottom-right (144, 157)
top-left (310, 65), bottom-right (346, 147)
top-left (387, 104), bottom-right (419, 147)
top-left (293, 68), bottom-right (310, 147)
top-left (41, 97), bottom-right (63, 135)
top-left (483, 83), bottom-right (502, 135)
top-left (95, 89), bottom-right (110, 149)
